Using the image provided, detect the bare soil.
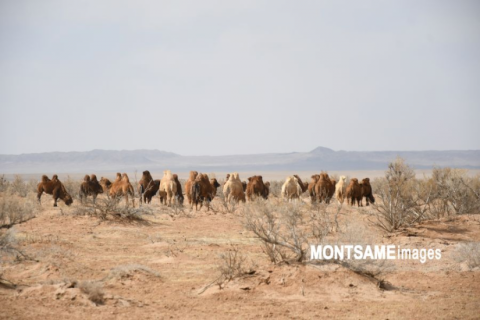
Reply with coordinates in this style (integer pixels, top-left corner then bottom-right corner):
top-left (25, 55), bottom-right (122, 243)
top-left (1, 193), bottom-right (479, 319)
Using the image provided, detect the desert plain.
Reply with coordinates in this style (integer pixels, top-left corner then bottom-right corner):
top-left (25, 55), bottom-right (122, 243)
top-left (1, 170), bottom-right (479, 320)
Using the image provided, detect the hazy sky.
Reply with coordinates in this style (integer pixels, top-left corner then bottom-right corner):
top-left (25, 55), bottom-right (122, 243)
top-left (0, 0), bottom-right (479, 156)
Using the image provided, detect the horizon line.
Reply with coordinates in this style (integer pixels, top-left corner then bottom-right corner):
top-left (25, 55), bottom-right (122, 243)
top-left (1, 147), bottom-right (480, 157)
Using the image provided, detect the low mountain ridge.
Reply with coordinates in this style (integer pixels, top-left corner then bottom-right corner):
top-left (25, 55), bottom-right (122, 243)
top-left (0, 147), bottom-right (479, 173)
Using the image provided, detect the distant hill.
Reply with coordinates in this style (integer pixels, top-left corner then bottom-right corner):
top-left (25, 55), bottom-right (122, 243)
top-left (0, 147), bottom-right (479, 174)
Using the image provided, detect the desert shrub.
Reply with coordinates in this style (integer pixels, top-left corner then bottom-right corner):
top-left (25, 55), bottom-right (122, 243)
top-left (78, 281), bottom-right (105, 305)
top-left (267, 180), bottom-right (283, 198)
top-left (333, 223), bottom-right (394, 277)
top-left (0, 228), bottom-right (31, 261)
top-left (27, 179), bottom-right (38, 193)
top-left (0, 228), bottom-right (32, 287)
top-left (0, 195), bottom-right (39, 228)
top-left (217, 244), bottom-right (255, 281)
top-left (0, 229), bottom-right (17, 259)
top-left (241, 197), bottom-right (393, 286)
top-left (7, 175), bottom-right (35, 197)
top-left (0, 175), bottom-right (10, 192)
top-left (71, 196), bottom-right (152, 221)
top-left (371, 164), bottom-right (479, 225)
top-left (372, 158), bottom-right (432, 232)
top-left (310, 202), bottom-right (340, 241)
top-left (211, 197), bottom-right (240, 214)
top-left (213, 244), bottom-right (257, 290)
top-left (453, 242), bottom-right (480, 269)
top-left (243, 199), bottom-right (334, 263)
top-left (429, 168), bottom-right (480, 215)
top-left (165, 202), bottom-right (190, 216)
top-left (62, 176), bottom-right (82, 200)
top-left (243, 200), bottom-right (299, 263)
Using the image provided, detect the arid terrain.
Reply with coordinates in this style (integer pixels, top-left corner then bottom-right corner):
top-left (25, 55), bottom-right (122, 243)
top-left (2, 0), bottom-right (479, 318)
top-left (1, 171), bottom-right (480, 320)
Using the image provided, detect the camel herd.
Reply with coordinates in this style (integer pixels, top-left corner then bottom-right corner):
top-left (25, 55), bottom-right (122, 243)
top-left (35, 171), bottom-right (374, 209)
top-left (284, 173), bottom-right (375, 206)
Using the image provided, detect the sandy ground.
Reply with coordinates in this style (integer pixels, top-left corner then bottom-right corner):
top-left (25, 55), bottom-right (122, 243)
top-left (1, 191), bottom-right (479, 320)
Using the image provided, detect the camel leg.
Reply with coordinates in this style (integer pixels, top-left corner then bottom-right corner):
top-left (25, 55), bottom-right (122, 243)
top-left (37, 191), bottom-right (42, 204)
top-left (53, 187), bottom-right (60, 207)
top-left (53, 193), bottom-right (58, 207)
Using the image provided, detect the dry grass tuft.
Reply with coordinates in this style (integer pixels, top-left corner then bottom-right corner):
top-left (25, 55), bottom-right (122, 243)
top-left (335, 222), bottom-right (394, 277)
top-left (0, 228), bottom-right (33, 262)
top-left (453, 242), bottom-right (480, 269)
top-left (211, 198), bottom-right (240, 214)
top-left (106, 264), bottom-right (161, 280)
top-left (217, 244), bottom-right (256, 283)
top-left (62, 176), bottom-right (82, 200)
top-left (0, 175), bottom-right (8, 192)
top-left (267, 180), bottom-right (283, 198)
top-left (78, 281), bottom-right (105, 305)
top-left (0, 195), bottom-right (40, 228)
